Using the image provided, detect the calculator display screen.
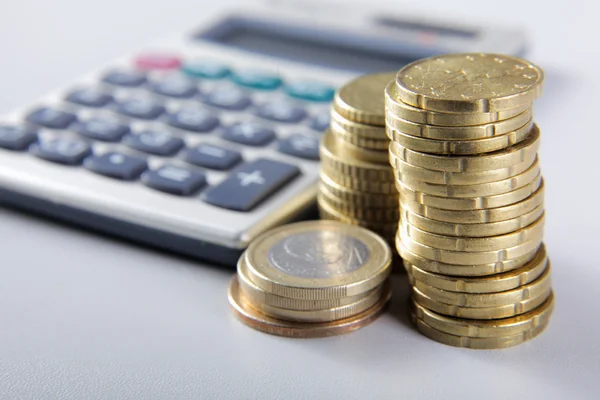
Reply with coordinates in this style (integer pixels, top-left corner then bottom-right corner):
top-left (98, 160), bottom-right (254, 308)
top-left (197, 17), bottom-right (420, 73)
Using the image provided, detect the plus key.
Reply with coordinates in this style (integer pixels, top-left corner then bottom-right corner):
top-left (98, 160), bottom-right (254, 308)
top-left (202, 158), bottom-right (301, 211)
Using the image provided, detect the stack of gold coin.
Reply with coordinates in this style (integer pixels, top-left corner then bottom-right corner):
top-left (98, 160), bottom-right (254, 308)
top-left (385, 53), bottom-right (555, 349)
top-left (228, 220), bottom-right (393, 338)
top-left (317, 72), bottom-right (399, 245)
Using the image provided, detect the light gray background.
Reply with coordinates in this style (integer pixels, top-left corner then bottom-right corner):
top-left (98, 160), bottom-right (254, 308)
top-left (1, 0), bottom-right (599, 399)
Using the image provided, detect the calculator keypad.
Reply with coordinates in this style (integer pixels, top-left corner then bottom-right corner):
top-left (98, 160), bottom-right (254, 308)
top-left (8, 54), bottom-right (330, 214)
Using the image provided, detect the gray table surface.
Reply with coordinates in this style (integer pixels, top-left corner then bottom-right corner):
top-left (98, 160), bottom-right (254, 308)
top-left (1, 0), bottom-right (599, 399)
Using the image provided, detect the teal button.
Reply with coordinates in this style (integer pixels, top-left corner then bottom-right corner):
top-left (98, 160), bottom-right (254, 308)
top-left (284, 81), bottom-right (335, 102)
top-left (230, 70), bottom-right (282, 90)
top-left (181, 60), bottom-right (230, 79)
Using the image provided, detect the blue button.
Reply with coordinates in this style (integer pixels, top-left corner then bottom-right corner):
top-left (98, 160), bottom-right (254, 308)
top-left (143, 165), bottom-right (206, 196)
top-left (0, 125), bottom-right (37, 151)
top-left (102, 70), bottom-right (146, 87)
top-left (26, 108), bottom-right (77, 129)
top-left (84, 152), bottom-right (147, 180)
top-left (116, 98), bottom-right (165, 120)
top-left (222, 122), bottom-right (275, 147)
top-left (255, 102), bottom-right (306, 123)
top-left (284, 81), bottom-right (335, 102)
top-left (167, 108), bottom-right (219, 133)
top-left (66, 89), bottom-right (113, 107)
top-left (150, 75), bottom-right (198, 98)
top-left (30, 137), bottom-right (91, 165)
top-left (308, 112), bottom-right (330, 132)
top-left (203, 86), bottom-right (251, 111)
top-left (202, 158), bottom-right (301, 211)
top-left (76, 118), bottom-right (130, 142)
top-left (230, 70), bottom-right (282, 90)
top-left (124, 130), bottom-right (184, 156)
top-left (185, 144), bottom-right (242, 170)
top-left (182, 60), bottom-right (230, 79)
top-left (277, 134), bottom-right (320, 160)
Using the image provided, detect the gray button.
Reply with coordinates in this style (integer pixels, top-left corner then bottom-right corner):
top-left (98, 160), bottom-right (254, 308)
top-left (185, 144), bottom-right (241, 170)
top-left (221, 122), bottom-right (275, 146)
top-left (203, 87), bottom-right (251, 110)
top-left (26, 108), bottom-right (77, 129)
top-left (76, 118), bottom-right (130, 142)
top-left (150, 75), bottom-right (198, 98)
top-left (0, 125), bottom-right (37, 151)
top-left (30, 137), bottom-right (91, 165)
top-left (143, 165), bottom-right (206, 196)
top-left (84, 152), bottom-right (147, 180)
top-left (255, 102), bottom-right (306, 123)
top-left (124, 130), bottom-right (184, 156)
top-left (167, 108), bottom-right (219, 133)
top-left (116, 98), bottom-right (165, 120)
top-left (277, 134), bottom-right (320, 160)
top-left (202, 158), bottom-right (300, 211)
top-left (102, 70), bottom-right (146, 87)
top-left (66, 88), bottom-right (113, 107)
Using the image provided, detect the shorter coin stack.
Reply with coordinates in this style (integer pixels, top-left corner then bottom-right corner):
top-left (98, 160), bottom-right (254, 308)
top-left (386, 53), bottom-right (555, 349)
top-left (318, 72), bottom-right (399, 245)
top-left (228, 220), bottom-right (392, 338)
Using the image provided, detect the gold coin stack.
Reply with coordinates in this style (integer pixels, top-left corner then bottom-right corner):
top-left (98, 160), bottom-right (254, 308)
top-left (317, 72), bottom-right (399, 245)
top-left (228, 220), bottom-right (393, 338)
top-left (385, 53), bottom-right (555, 349)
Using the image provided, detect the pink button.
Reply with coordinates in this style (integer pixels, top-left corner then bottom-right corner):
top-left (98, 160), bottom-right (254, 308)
top-left (134, 53), bottom-right (181, 70)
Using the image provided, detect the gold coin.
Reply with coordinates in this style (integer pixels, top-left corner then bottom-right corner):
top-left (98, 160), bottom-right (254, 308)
top-left (318, 199), bottom-right (398, 241)
top-left (228, 277), bottom-right (391, 338)
top-left (411, 292), bottom-right (554, 338)
top-left (389, 125), bottom-right (540, 172)
top-left (398, 159), bottom-right (540, 198)
top-left (320, 130), bottom-right (394, 182)
top-left (399, 182), bottom-right (544, 223)
top-left (322, 166), bottom-right (397, 194)
top-left (319, 172), bottom-right (399, 208)
top-left (333, 72), bottom-right (396, 125)
top-left (397, 176), bottom-right (543, 211)
top-left (334, 131), bottom-right (390, 164)
top-left (401, 205), bottom-right (545, 237)
top-left (412, 264), bottom-right (551, 307)
top-left (385, 81), bottom-right (530, 126)
top-left (330, 111), bottom-right (387, 140)
top-left (387, 121), bottom-right (533, 155)
top-left (392, 151), bottom-right (536, 185)
top-left (399, 214), bottom-right (544, 252)
top-left (386, 107), bottom-right (532, 140)
top-left (411, 311), bottom-right (551, 349)
top-left (395, 53), bottom-right (544, 113)
top-left (396, 237), bottom-right (538, 276)
top-left (412, 285), bottom-right (552, 319)
top-left (405, 245), bottom-right (548, 293)
top-left (331, 122), bottom-right (390, 151)
top-left (237, 259), bottom-right (373, 310)
top-left (252, 282), bottom-right (387, 323)
top-left (317, 191), bottom-right (399, 223)
top-left (398, 231), bottom-right (542, 265)
top-left (243, 220), bottom-right (392, 300)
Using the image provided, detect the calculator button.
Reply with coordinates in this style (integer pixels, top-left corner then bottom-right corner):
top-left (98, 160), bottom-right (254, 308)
top-left (26, 108), bottom-right (77, 129)
top-left (222, 122), bottom-right (275, 146)
top-left (167, 108), bottom-right (219, 133)
top-left (0, 125), bottom-right (37, 151)
top-left (308, 112), bottom-right (330, 132)
top-left (124, 130), bottom-right (184, 156)
top-left (84, 152), bottom-right (147, 180)
top-left (182, 60), bottom-right (230, 79)
top-left (277, 134), bottom-right (320, 160)
top-left (116, 98), bottom-right (165, 120)
top-left (185, 144), bottom-right (242, 170)
top-left (66, 89), bottom-right (113, 107)
top-left (203, 87), bottom-right (251, 111)
top-left (230, 70), bottom-right (282, 90)
top-left (143, 165), bottom-right (206, 196)
top-left (284, 81), bottom-right (335, 102)
top-left (30, 137), bottom-right (91, 165)
top-left (102, 70), bottom-right (146, 87)
top-left (134, 53), bottom-right (181, 70)
top-left (202, 158), bottom-right (301, 211)
top-left (76, 118), bottom-right (130, 142)
top-left (255, 102), bottom-right (306, 123)
top-left (149, 75), bottom-right (198, 99)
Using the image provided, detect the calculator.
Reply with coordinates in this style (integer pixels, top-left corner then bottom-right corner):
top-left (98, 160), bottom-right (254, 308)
top-left (0, 1), bottom-right (527, 266)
